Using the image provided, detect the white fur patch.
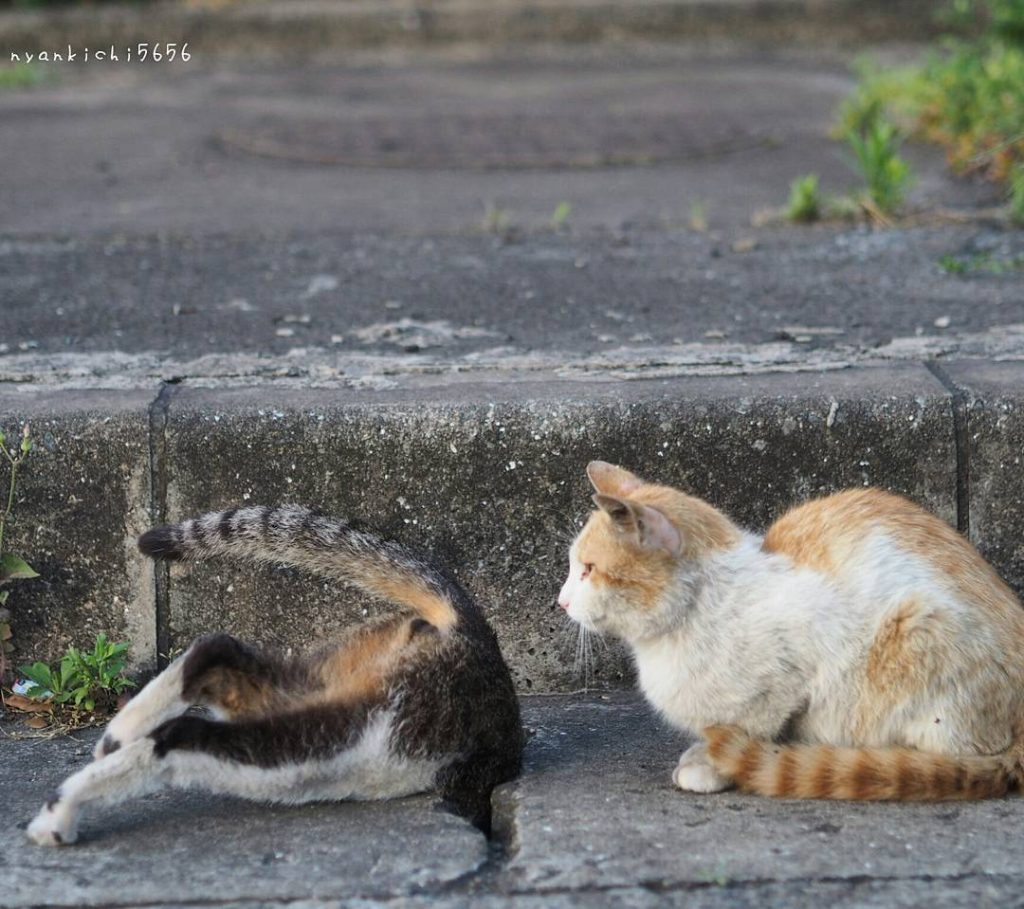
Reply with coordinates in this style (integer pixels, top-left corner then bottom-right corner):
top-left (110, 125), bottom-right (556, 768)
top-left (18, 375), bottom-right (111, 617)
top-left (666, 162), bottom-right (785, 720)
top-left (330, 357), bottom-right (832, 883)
top-left (28, 710), bottom-right (444, 847)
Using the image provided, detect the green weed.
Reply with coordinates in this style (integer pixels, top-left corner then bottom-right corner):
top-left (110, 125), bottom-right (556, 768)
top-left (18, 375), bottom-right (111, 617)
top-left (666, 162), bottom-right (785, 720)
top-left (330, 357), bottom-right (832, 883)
top-left (844, 119), bottom-right (913, 215)
top-left (835, 60), bottom-right (929, 139)
top-left (785, 174), bottom-right (823, 223)
top-left (19, 633), bottom-right (136, 714)
top-left (550, 202), bottom-right (572, 229)
top-left (688, 200), bottom-right (709, 232)
top-left (838, 1), bottom-right (1024, 198)
top-left (938, 251), bottom-right (1024, 273)
top-left (481, 202), bottom-right (512, 235)
top-left (1009, 163), bottom-right (1024, 224)
top-left (0, 63), bottom-right (45, 91)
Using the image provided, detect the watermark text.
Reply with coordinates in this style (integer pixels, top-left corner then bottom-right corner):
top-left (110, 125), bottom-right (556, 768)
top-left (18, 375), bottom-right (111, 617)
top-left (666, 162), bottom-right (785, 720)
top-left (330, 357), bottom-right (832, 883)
top-left (11, 43), bottom-right (191, 64)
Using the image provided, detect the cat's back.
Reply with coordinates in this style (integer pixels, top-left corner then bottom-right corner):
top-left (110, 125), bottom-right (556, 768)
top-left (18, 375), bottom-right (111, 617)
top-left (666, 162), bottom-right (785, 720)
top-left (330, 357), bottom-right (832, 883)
top-left (762, 487), bottom-right (1023, 630)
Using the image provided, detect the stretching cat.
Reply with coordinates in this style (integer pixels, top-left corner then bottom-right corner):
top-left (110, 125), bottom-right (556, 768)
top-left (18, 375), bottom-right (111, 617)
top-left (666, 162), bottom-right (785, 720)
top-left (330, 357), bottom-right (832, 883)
top-left (559, 461), bottom-right (1024, 800)
top-left (27, 506), bottom-right (522, 846)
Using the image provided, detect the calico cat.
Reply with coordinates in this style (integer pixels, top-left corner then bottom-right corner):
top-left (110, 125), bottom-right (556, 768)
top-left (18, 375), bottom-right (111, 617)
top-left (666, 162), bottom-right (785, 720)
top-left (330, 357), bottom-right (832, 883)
top-left (559, 461), bottom-right (1024, 800)
top-left (27, 506), bottom-right (522, 846)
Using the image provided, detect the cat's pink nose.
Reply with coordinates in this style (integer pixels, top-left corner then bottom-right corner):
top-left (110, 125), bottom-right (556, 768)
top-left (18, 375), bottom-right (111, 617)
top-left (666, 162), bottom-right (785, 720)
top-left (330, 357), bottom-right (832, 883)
top-left (557, 597), bottom-right (570, 610)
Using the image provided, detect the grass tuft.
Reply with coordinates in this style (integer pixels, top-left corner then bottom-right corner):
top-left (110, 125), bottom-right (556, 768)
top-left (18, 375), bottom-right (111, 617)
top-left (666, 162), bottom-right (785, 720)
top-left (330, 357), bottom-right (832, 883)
top-left (844, 118), bottom-right (913, 215)
top-left (0, 63), bottom-right (45, 91)
top-left (785, 174), bottom-right (823, 223)
top-left (837, 0), bottom-right (1024, 206)
top-left (1009, 163), bottom-right (1024, 224)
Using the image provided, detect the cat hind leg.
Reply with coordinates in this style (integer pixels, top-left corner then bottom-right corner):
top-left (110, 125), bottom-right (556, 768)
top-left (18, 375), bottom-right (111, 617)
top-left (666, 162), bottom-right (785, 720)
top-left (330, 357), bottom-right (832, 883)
top-left (95, 633), bottom-right (296, 760)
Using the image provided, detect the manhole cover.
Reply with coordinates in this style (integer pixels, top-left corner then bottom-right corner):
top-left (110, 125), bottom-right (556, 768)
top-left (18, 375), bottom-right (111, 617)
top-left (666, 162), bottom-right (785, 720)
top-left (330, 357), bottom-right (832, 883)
top-left (216, 113), bottom-right (773, 170)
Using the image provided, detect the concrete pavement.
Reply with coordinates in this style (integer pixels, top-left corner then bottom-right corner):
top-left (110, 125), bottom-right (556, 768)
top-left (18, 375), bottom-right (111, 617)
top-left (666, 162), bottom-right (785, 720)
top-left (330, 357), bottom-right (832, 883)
top-left (4, 694), bottom-right (1023, 907)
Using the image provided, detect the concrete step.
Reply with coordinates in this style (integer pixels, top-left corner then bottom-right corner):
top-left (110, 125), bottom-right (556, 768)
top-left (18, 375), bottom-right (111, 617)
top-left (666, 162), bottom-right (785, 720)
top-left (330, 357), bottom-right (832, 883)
top-left (3, 359), bottom-right (1024, 692)
top-left (1, 0), bottom-right (947, 61)
top-left (5, 694), bottom-right (1023, 906)
top-left (2, 227), bottom-right (1019, 358)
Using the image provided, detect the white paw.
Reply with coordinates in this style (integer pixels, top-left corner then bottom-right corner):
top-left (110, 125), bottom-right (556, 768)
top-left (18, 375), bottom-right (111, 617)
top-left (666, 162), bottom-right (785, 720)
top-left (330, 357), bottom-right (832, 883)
top-left (672, 754), bottom-right (731, 794)
top-left (26, 801), bottom-right (78, 847)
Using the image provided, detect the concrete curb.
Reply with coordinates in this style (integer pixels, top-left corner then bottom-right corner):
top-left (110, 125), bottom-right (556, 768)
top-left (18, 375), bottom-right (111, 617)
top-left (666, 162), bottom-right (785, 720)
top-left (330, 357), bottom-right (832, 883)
top-left (1, 0), bottom-right (945, 60)
top-left (5, 358), bottom-right (1022, 690)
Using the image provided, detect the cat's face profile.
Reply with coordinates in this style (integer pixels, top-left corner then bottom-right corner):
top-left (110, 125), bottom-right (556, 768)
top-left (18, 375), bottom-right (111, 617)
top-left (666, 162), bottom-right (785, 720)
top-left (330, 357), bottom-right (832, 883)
top-left (559, 462), bottom-right (740, 641)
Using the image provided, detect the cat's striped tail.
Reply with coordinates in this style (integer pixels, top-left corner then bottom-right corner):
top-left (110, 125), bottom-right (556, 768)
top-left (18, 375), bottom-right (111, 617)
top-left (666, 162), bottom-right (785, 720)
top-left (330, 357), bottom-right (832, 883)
top-left (139, 506), bottom-right (477, 633)
top-left (704, 725), bottom-right (1020, 800)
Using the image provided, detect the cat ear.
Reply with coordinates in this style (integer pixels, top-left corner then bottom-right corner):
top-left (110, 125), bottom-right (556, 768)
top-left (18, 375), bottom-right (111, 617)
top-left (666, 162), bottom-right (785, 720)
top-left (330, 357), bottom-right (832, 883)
top-left (592, 494), bottom-right (681, 556)
top-left (587, 461), bottom-right (644, 496)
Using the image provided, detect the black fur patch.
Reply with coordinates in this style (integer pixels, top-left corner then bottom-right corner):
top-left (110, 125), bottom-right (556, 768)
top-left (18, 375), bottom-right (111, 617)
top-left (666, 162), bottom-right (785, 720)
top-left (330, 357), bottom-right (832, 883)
top-left (150, 705), bottom-right (374, 766)
top-left (138, 526), bottom-right (184, 560)
top-left (409, 618), bottom-right (437, 637)
top-left (97, 734), bottom-right (121, 757)
top-left (260, 505), bottom-right (274, 537)
top-left (180, 632), bottom-right (301, 702)
top-left (218, 508), bottom-right (239, 540)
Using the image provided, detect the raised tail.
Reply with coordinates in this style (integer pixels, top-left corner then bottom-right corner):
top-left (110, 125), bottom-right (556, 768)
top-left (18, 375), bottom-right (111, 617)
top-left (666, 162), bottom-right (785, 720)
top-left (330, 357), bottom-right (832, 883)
top-left (704, 725), bottom-right (1019, 801)
top-left (139, 506), bottom-right (476, 632)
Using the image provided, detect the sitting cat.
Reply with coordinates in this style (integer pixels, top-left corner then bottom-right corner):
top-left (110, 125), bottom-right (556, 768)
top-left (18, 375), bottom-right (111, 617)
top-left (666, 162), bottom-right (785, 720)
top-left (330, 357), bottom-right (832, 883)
top-left (28, 505), bottom-right (522, 846)
top-left (559, 461), bottom-right (1024, 800)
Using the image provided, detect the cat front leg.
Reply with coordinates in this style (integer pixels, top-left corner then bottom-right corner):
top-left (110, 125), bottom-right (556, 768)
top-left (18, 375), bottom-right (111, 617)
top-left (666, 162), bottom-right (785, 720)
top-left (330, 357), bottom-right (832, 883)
top-left (672, 740), bottom-right (733, 793)
top-left (28, 740), bottom-right (163, 845)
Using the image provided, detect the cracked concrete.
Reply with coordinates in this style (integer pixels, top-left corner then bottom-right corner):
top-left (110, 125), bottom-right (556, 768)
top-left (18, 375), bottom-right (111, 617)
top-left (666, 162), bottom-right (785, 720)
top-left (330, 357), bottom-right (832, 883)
top-left (4, 695), bottom-right (1023, 908)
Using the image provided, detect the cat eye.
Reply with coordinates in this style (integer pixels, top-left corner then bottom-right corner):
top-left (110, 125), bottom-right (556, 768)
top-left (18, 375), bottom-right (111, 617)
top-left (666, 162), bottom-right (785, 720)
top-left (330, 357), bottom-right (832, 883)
top-left (581, 564), bottom-right (593, 580)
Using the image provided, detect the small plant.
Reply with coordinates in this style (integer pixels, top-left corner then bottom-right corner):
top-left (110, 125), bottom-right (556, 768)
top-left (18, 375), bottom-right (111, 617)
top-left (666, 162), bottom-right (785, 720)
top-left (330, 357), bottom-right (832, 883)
top-left (481, 202), bottom-right (512, 234)
top-left (938, 253), bottom-right (970, 274)
top-left (0, 62), bottom-right (45, 91)
top-left (834, 60), bottom-right (929, 139)
top-left (938, 251), bottom-right (1024, 274)
top-left (0, 424), bottom-right (36, 683)
top-left (688, 200), bottom-right (709, 232)
top-left (836, 2), bottom-right (1024, 200)
top-left (844, 118), bottom-right (913, 215)
top-left (19, 633), bottom-right (136, 714)
top-left (550, 201), bottom-right (572, 230)
top-left (785, 174), bottom-right (823, 223)
top-left (1009, 163), bottom-right (1024, 224)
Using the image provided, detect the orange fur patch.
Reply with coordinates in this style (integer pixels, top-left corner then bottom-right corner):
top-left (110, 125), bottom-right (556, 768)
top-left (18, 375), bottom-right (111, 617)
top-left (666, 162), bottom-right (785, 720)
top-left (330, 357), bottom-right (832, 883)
top-left (374, 577), bottom-right (456, 631)
top-left (629, 484), bottom-right (741, 558)
top-left (764, 488), bottom-right (1024, 745)
top-left (577, 514), bottom-right (678, 609)
top-left (762, 488), bottom-right (1023, 628)
top-left (577, 466), bottom-right (741, 608)
top-left (191, 669), bottom-right (284, 719)
top-left (317, 617), bottom-right (429, 705)
top-left (704, 725), bottom-right (1013, 801)
top-left (854, 596), bottom-right (945, 739)
top-left (864, 597), bottom-right (923, 692)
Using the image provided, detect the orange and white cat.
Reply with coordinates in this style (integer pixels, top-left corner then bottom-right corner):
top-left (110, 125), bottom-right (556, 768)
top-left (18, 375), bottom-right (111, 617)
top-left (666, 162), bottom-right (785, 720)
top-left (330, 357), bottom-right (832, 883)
top-left (559, 461), bottom-right (1024, 800)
